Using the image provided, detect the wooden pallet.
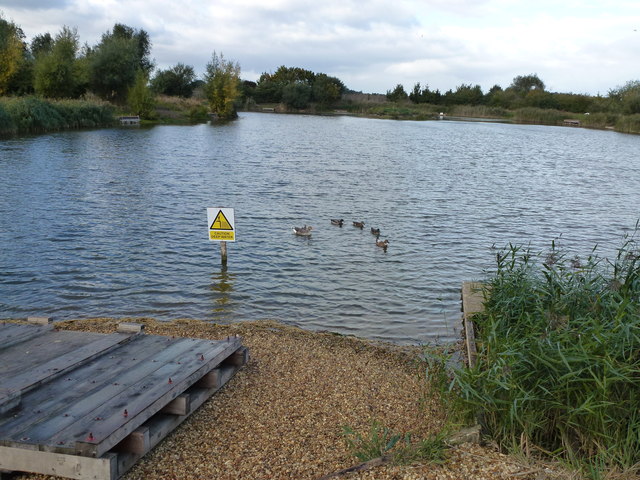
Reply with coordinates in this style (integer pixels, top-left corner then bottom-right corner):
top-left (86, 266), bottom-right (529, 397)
top-left (0, 320), bottom-right (248, 480)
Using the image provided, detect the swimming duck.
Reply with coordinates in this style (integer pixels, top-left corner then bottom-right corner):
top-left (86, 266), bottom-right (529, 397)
top-left (331, 219), bottom-right (344, 227)
top-left (375, 237), bottom-right (389, 252)
top-left (353, 221), bottom-right (365, 229)
top-left (370, 227), bottom-right (380, 236)
top-left (293, 225), bottom-right (313, 236)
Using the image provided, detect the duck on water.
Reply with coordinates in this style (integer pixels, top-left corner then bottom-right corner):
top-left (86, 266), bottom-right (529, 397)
top-left (293, 225), bottom-right (313, 236)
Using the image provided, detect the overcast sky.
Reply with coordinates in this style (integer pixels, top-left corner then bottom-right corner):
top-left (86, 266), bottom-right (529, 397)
top-left (1, 0), bottom-right (638, 95)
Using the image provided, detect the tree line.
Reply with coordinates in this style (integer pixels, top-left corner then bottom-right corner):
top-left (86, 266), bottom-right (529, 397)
top-left (386, 74), bottom-right (640, 115)
top-left (2, 11), bottom-right (640, 122)
top-left (0, 14), bottom-right (345, 120)
top-left (0, 14), bottom-right (242, 119)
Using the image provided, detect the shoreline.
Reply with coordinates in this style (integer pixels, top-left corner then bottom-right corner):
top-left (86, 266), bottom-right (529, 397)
top-left (8, 317), bottom-right (571, 480)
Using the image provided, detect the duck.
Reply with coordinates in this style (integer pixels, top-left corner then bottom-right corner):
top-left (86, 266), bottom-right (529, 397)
top-left (375, 237), bottom-right (389, 252)
top-left (352, 221), bottom-right (365, 229)
top-left (330, 219), bottom-right (344, 227)
top-left (292, 225), bottom-right (313, 236)
top-left (370, 227), bottom-right (380, 236)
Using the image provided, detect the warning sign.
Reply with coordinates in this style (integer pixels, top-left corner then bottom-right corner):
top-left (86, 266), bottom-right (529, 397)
top-left (207, 207), bottom-right (235, 242)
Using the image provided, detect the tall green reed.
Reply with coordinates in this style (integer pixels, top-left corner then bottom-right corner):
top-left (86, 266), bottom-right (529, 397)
top-left (0, 96), bottom-right (115, 136)
top-left (453, 230), bottom-right (640, 477)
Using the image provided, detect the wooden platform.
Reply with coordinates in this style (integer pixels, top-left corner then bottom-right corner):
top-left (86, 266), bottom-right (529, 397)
top-left (0, 320), bottom-right (248, 480)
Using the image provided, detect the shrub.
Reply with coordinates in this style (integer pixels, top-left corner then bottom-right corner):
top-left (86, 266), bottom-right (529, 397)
top-left (453, 232), bottom-right (640, 477)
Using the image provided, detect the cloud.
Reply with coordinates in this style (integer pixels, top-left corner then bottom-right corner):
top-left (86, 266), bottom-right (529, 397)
top-left (1, 0), bottom-right (70, 8)
top-left (1, 0), bottom-right (639, 94)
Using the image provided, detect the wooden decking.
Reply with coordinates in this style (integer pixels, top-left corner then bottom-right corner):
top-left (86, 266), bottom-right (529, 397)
top-left (0, 319), bottom-right (248, 480)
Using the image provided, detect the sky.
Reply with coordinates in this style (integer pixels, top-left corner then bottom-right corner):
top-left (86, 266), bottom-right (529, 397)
top-left (1, 0), bottom-right (638, 96)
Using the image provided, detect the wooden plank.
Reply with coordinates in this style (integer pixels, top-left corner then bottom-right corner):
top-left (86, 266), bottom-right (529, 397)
top-left (2, 337), bottom-right (201, 444)
top-left (0, 330), bottom-right (105, 377)
top-left (0, 335), bottom-right (175, 439)
top-left (71, 337), bottom-right (242, 457)
top-left (0, 446), bottom-right (117, 480)
top-left (461, 282), bottom-right (485, 319)
top-left (0, 323), bottom-right (53, 352)
top-left (461, 282), bottom-right (485, 369)
top-left (0, 332), bottom-right (139, 408)
top-left (0, 390), bottom-right (20, 416)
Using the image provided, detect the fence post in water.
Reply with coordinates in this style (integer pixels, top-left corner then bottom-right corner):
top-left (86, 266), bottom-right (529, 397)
top-left (220, 241), bottom-right (228, 266)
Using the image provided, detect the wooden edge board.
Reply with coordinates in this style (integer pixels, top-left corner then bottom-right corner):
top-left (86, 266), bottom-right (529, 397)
top-left (461, 282), bottom-right (485, 369)
top-left (0, 446), bottom-right (118, 480)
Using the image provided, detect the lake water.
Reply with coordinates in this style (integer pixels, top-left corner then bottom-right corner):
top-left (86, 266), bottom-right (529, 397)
top-left (1, 113), bottom-right (639, 344)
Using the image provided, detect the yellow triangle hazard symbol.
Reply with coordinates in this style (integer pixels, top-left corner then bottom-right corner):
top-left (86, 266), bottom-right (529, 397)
top-left (210, 210), bottom-right (233, 230)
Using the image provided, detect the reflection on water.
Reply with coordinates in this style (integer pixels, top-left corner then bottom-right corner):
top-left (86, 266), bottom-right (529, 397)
top-left (1, 114), bottom-right (640, 344)
top-left (210, 267), bottom-right (235, 315)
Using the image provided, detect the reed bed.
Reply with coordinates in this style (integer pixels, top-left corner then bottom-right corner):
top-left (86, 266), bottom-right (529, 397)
top-left (511, 107), bottom-right (569, 125)
top-left (0, 96), bottom-right (115, 136)
top-left (453, 233), bottom-right (640, 478)
top-left (614, 114), bottom-right (640, 134)
top-left (448, 104), bottom-right (510, 119)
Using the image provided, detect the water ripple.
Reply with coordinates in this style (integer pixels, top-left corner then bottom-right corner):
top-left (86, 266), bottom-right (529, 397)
top-left (1, 116), bottom-right (640, 344)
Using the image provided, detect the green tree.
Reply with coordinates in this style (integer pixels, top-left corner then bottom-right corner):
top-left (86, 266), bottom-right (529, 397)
top-left (127, 69), bottom-right (155, 118)
top-left (253, 73), bottom-right (283, 103)
top-left (312, 73), bottom-right (344, 106)
top-left (523, 89), bottom-right (558, 109)
top-left (409, 82), bottom-right (423, 103)
top-left (151, 63), bottom-right (196, 97)
top-left (445, 83), bottom-right (484, 105)
top-left (109, 23), bottom-right (153, 74)
top-left (203, 51), bottom-right (241, 120)
top-left (270, 65), bottom-right (315, 85)
top-left (282, 82), bottom-right (311, 109)
top-left (89, 24), bottom-right (153, 102)
top-left (509, 73), bottom-right (545, 94)
top-left (89, 36), bottom-right (138, 102)
top-left (253, 66), bottom-right (319, 104)
top-left (386, 84), bottom-right (408, 102)
top-left (609, 80), bottom-right (640, 114)
top-left (0, 15), bottom-right (26, 95)
top-left (33, 26), bottom-right (86, 98)
top-left (31, 33), bottom-right (53, 57)
top-left (488, 87), bottom-right (520, 109)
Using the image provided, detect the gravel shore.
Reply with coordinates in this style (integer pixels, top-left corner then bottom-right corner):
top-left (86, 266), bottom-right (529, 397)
top-left (13, 318), bottom-right (570, 480)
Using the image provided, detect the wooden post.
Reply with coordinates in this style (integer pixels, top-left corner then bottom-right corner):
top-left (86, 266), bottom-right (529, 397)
top-left (220, 241), bottom-right (228, 266)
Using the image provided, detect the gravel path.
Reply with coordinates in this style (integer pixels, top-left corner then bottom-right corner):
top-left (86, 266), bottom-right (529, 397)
top-left (13, 318), bottom-right (571, 480)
